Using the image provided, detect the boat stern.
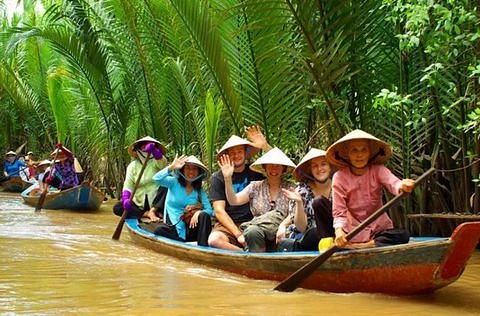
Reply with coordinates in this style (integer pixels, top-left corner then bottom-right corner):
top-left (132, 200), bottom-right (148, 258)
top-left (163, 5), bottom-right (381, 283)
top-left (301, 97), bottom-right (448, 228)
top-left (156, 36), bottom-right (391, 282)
top-left (437, 221), bottom-right (480, 282)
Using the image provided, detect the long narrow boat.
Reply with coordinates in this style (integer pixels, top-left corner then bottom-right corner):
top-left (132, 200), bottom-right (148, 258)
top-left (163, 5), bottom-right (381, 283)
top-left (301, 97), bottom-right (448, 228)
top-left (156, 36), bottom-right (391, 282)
top-left (0, 176), bottom-right (34, 193)
top-left (21, 182), bottom-right (105, 211)
top-left (126, 219), bottom-right (480, 295)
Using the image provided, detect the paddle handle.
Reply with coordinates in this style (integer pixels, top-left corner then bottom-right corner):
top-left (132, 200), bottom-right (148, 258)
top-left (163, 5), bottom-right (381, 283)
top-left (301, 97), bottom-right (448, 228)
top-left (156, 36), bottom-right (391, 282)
top-left (112, 152), bottom-right (151, 240)
top-left (15, 141), bottom-right (27, 156)
top-left (274, 167), bottom-right (436, 292)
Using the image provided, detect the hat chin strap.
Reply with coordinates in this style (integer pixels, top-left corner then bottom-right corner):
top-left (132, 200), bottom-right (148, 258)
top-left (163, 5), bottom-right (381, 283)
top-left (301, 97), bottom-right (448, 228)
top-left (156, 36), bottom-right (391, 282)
top-left (136, 149), bottom-right (152, 163)
top-left (178, 170), bottom-right (204, 182)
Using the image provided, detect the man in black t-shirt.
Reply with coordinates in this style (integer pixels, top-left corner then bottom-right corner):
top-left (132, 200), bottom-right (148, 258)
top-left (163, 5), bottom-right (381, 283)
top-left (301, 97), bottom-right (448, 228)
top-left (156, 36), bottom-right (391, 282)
top-left (208, 127), bottom-right (271, 250)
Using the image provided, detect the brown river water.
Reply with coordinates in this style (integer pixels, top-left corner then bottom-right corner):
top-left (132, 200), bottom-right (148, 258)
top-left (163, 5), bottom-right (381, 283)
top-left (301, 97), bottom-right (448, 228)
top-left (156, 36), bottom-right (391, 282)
top-left (1, 192), bottom-right (479, 315)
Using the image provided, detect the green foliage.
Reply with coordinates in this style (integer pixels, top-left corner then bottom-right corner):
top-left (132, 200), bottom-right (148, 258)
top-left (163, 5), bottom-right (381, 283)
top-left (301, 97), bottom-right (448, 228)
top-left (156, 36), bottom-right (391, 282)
top-left (204, 90), bottom-right (223, 172)
top-left (0, 0), bottom-right (479, 215)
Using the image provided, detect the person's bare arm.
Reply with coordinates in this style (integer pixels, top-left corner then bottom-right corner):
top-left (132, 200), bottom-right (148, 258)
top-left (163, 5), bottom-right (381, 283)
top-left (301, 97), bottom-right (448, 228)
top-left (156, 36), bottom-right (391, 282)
top-left (276, 214), bottom-right (292, 244)
top-left (282, 188), bottom-right (307, 232)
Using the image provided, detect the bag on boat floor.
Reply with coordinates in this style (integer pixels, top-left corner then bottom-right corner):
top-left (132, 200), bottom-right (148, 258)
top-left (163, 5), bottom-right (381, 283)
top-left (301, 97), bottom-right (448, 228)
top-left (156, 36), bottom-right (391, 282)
top-left (240, 210), bottom-right (285, 241)
top-left (180, 203), bottom-right (203, 226)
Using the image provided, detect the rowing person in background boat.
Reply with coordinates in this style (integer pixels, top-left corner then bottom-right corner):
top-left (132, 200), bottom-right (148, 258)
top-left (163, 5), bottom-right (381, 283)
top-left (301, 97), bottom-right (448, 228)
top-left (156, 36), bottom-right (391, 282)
top-left (152, 154), bottom-right (214, 246)
top-left (24, 151), bottom-right (36, 180)
top-left (326, 129), bottom-right (416, 249)
top-left (113, 136), bottom-right (168, 223)
top-left (207, 126), bottom-right (272, 251)
top-left (43, 144), bottom-right (79, 191)
top-left (28, 159), bottom-right (53, 195)
top-left (277, 148), bottom-right (335, 252)
top-left (3, 151), bottom-right (28, 181)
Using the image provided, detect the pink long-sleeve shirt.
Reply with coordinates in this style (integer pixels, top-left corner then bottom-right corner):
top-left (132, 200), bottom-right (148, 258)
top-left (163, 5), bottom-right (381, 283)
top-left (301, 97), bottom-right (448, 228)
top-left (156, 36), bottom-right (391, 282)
top-left (332, 164), bottom-right (402, 243)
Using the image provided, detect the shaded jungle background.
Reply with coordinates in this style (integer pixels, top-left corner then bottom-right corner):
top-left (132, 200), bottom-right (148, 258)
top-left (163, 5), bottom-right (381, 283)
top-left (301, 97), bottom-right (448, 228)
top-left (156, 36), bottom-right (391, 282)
top-left (0, 0), bottom-right (479, 231)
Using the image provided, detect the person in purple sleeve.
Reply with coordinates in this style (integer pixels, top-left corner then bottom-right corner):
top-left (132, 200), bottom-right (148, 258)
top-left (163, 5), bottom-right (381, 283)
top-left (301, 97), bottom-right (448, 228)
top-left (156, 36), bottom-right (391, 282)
top-left (44, 144), bottom-right (79, 190)
top-left (113, 136), bottom-right (168, 222)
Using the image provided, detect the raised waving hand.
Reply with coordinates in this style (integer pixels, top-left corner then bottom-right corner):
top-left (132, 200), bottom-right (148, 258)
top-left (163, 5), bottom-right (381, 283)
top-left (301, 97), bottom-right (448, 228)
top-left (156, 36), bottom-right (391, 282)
top-left (245, 125), bottom-right (271, 151)
top-left (169, 154), bottom-right (188, 171)
top-left (218, 154), bottom-right (234, 179)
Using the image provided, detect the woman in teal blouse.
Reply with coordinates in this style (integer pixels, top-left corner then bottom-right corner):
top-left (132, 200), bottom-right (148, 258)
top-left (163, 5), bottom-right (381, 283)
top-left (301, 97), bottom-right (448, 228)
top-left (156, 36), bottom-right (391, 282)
top-left (153, 154), bottom-right (213, 246)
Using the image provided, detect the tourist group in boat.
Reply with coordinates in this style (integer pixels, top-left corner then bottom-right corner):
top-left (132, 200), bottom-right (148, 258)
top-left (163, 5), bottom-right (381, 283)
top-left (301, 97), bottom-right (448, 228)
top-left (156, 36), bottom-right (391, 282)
top-left (112, 127), bottom-right (416, 252)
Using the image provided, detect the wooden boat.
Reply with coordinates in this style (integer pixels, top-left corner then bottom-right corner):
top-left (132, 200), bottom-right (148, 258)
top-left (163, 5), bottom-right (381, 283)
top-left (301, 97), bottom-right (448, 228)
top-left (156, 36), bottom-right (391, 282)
top-left (0, 176), bottom-right (34, 192)
top-left (126, 219), bottom-right (480, 295)
top-left (21, 182), bottom-right (105, 211)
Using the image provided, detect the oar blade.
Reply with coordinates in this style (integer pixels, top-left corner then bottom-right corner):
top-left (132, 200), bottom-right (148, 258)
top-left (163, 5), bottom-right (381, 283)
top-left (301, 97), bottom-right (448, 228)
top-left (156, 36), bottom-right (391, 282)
top-left (274, 245), bottom-right (338, 292)
top-left (35, 191), bottom-right (47, 212)
top-left (112, 211), bottom-right (127, 240)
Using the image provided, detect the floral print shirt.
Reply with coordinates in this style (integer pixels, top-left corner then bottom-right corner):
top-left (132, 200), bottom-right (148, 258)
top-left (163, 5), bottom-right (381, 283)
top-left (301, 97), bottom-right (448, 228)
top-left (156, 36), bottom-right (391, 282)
top-left (243, 180), bottom-right (290, 217)
top-left (53, 157), bottom-right (79, 189)
top-left (288, 182), bottom-right (317, 230)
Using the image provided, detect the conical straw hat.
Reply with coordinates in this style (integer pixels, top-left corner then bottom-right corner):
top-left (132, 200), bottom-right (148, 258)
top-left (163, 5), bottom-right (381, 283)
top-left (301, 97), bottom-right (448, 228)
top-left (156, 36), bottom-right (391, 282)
top-left (50, 147), bottom-right (72, 159)
top-left (184, 155), bottom-right (210, 179)
top-left (250, 147), bottom-right (296, 175)
top-left (294, 148), bottom-right (328, 182)
top-left (74, 158), bottom-right (84, 173)
top-left (128, 136), bottom-right (166, 158)
top-left (37, 160), bottom-right (52, 167)
top-left (326, 129), bottom-right (392, 168)
top-left (216, 135), bottom-right (260, 160)
top-left (5, 151), bottom-right (16, 157)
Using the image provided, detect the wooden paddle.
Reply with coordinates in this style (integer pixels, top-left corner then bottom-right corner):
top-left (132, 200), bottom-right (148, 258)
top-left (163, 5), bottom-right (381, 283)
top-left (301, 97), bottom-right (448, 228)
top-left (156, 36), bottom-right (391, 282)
top-left (274, 167), bottom-right (436, 292)
top-left (112, 152), bottom-right (151, 240)
top-left (15, 141), bottom-right (27, 156)
top-left (35, 150), bottom-right (59, 212)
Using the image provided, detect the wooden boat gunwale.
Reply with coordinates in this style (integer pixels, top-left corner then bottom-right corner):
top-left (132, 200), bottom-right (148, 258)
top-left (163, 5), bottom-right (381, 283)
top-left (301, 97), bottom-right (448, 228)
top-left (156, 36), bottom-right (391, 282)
top-left (127, 218), bottom-right (450, 258)
top-left (126, 219), bottom-right (480, 295)
top-left (0, 176), bottom-right (34, 193)
top-left (21, 182), bottom-right (105, 211)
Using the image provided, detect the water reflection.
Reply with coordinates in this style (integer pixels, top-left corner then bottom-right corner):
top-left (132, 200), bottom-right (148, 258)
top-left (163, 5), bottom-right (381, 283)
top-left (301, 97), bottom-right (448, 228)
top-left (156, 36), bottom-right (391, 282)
top-left (0, 192), bottom-right (479, 315)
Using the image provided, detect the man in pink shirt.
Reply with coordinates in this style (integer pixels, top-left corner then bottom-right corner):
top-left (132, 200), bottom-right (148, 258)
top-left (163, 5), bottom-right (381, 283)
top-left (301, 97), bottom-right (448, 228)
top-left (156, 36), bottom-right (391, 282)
top-left (326, 129), bottom-right (416, 249)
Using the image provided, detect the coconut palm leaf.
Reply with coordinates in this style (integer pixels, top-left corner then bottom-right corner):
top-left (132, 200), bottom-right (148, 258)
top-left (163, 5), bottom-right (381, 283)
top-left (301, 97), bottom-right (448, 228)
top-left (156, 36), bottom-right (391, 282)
top-left (47, 66), bottom-right (71, 143)
top-left (166, 0), bottom-right (244, 134)
top-left (204, 90), bottom-right (223, 171)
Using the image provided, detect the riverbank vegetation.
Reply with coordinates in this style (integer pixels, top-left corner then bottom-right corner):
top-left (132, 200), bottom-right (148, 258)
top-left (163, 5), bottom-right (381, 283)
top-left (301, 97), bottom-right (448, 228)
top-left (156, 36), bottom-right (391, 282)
top-left (1, 1), bottom-right (479, 222)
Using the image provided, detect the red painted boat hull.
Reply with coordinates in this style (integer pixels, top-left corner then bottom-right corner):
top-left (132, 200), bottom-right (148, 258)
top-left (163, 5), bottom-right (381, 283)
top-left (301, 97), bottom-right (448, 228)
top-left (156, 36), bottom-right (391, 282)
top-left (126, 220), bottom-right (480, 295)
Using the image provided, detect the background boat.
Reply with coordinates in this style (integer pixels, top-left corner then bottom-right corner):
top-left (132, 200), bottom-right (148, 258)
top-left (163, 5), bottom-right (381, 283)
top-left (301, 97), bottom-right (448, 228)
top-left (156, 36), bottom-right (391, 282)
top-left (0, 176), bottom-right (34, 193)
top-left (21, 182), bottom-right (105, 211)
top-left (126, 219), bottom-right (480, 295)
